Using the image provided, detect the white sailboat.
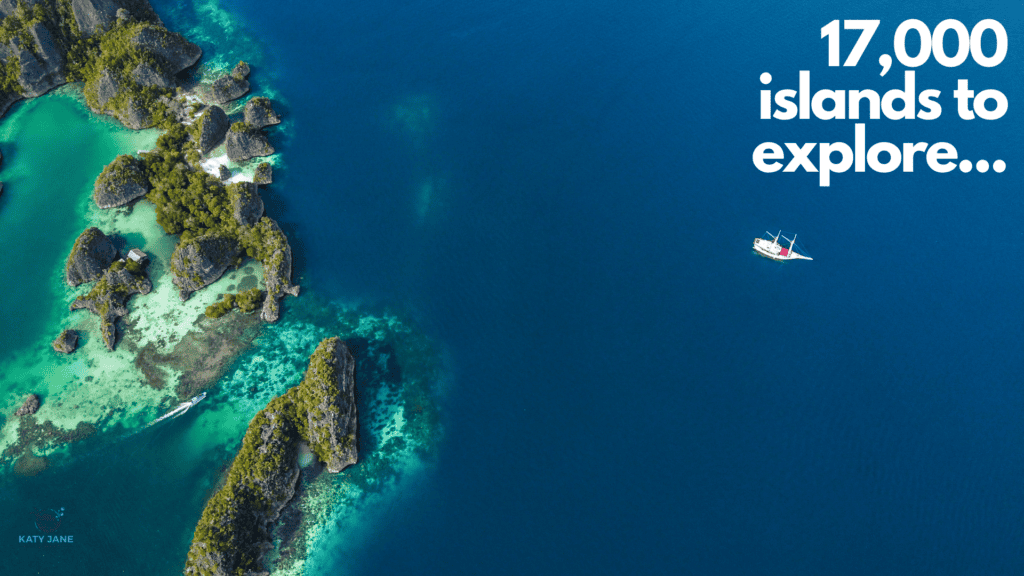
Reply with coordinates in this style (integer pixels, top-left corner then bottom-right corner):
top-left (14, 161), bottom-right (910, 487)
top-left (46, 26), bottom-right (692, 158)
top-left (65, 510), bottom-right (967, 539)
top-left (753, 231), bottom-right (812, 262)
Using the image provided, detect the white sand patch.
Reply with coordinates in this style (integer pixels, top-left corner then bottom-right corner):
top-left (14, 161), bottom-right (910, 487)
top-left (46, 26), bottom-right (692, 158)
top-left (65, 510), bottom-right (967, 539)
top-left (201, 154), bottom-right (230, 176)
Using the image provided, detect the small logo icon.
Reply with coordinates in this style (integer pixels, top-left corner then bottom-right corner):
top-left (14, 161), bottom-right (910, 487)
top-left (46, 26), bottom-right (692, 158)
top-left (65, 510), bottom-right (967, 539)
top-left (32, 507), bottom-right (64, 533)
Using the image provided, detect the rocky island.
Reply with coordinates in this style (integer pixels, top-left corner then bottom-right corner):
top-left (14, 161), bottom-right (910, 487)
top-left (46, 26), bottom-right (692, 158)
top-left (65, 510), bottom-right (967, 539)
top-left (184, 337), bottom-right (358, 576)
top-left (0, 1), bottom-right (443, 574)
top-left (70, 255), bottom-right (152, 350)
top-left (0, 0), bottom-right (202, 127)
top-left (4, 0), bottom-right (300, 354)
top-left (65, 226), bottom-right (117, 286)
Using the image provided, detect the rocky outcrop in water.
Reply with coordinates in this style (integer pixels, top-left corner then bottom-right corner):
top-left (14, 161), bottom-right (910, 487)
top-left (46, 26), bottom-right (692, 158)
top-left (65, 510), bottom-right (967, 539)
top-left (70, 261), bottom-right (152, 350)
top-left (190, 105), bottom-right (229, 154)
top-left (52, 329), bottom-right (79, 354)
top-left (299, 337), bottom-right (358, 472)
top-left (11, 23), bottom-right (66, 98)
top-left (0, 1), bottom-right (198, 126)
top-left (225, 122), bottom-right (274, 163)
top-left (129, 25), bottom-right (201, 73)
top-left (243, 97), bottom-right (280, 129)
top-left (227, 181), bottom-right (263, 227)
top-left (253, 162), bottom-right (272, 185)
top-left (93, 154), bottom-right (149, 208)
top-left (169, 232), bottom-right (241, 301)
top-left (184, 337), bottom-right (357, 576)
top-left (131, 61), bottom-right (173, 89)
top-left (241, 217), bottom-right (299, 323)
top-left (207, 61), bottom-right (250, 104)
top-left (65, 227), bottom-right (118, 286)
top-left (14, 394), bottom-right (40, 416)
top-left (70, 0), bottom-right (160, 37)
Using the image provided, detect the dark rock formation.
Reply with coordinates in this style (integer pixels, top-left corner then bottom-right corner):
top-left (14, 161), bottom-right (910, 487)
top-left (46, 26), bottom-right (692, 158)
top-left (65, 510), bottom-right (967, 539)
top-left (116, 96), bottom-right (151, 130)
top-left (225, 124), bottom-right (274, 163)
top-left (9, 26), bottom-right (65, 98)
top-left (300, 337), bottom-right (358, 472)
top-left (70, 262), bottom-right (152, 350)
top-left (169, 232), bottom-right (241, 300)
top-left (253, 218), bottom-right (298, 323)
top-left (184, 337), bottom-right (357, 576)
top-left (232, 60), bottom-right (249, 79)
top-left (77, 21), bottom-right (199, 129)
top-left (71, 0), bottom-right (159, 37)
top-left (253, 162), bottom-right (272, 185)
top-left (94, 68), bottom-right (120, 108)
top-left (207, 61), bottom-right (250, 104)
top-left (0, 1), bottom-right (184, 127)
top-left (131, 61), bottom-right (172, 89)
top-left (191, 105), bottom-right (228, 154)
top-left (217, 164), bottom-right (230, 180)
top-left (227, 182), bottom-right (263, 227)
top-left (15, 23), bottom-right (66, 97)
top-left (129, 25), bottom-right (201, 74)
top-left (93, 154), bottom-right (149, 208)
top-left (65, 227), bottom-right (118, 286)
top-left (243, 97), bottom-right (280, 129)
top-left (14, 394), bottom-right (40, 416)
top-left (52, 329), bottom-right (79, 354)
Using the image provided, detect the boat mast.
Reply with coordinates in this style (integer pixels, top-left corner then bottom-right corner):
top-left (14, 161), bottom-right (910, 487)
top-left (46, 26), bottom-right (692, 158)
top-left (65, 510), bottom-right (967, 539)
top-left (776, 230), bottom-right (782, 246)
top-left (789, 233), bottom-right (797, 255)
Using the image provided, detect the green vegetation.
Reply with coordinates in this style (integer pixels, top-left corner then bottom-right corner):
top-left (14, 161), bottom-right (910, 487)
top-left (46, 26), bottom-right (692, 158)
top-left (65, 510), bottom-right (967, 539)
top-left (140, 125), bottom-right (236, 240)
top-left (185, 338), bottom-right (352, 575)
top-left (231, 60), bottom-right (248, 80)
top-left (186, 393), bottom-right (300, 573)
top-left (0, 0), bottom-right (50, 93)
top-left (64, 227), bottom-right (102, 279)
top-left (123, 127), bottom-right (290, 304)
top-left (96, 153), bottom-right (145, 187)
top-left (203, 293), bottom-right (235, 318)
top-left (254, 162), bottom-right (271, 183)
top-left (236, 287), bottom-right (263, 312)
top-left (291, 338), bottom-right (346, 462)
top-left (203, 288), bottom-right (262, 318)
top-left (229, 120), bottom-right (249, 133)
top-left (78, 21), bottom-right (172, 119)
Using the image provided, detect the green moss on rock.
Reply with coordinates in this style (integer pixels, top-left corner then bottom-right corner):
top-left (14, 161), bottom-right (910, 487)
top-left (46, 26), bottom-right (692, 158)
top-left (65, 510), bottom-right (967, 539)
top-left (184, 337), bottom-right (357, 576)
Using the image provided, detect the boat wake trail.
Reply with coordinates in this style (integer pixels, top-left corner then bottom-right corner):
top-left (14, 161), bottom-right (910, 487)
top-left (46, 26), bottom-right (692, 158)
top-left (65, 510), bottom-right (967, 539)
top-left (144, 392), bottom-right (208, 428)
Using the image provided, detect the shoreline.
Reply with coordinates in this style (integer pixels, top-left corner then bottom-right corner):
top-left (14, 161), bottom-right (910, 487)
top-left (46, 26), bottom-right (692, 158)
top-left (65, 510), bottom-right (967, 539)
top-left (0, 1), bottom-right (446, 573)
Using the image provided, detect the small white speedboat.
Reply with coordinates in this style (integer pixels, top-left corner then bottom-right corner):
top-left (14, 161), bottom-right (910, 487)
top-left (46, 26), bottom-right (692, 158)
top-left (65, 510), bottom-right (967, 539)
top-left (753, 231), bottom-right (812, 262)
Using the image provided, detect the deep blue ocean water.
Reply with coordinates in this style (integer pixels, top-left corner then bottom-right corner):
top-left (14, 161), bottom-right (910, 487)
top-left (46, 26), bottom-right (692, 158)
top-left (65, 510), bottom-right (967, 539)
top-left (187, 0), bottom-right (1024, 573)
top-left (3, 0), bottom-right (1023, 573)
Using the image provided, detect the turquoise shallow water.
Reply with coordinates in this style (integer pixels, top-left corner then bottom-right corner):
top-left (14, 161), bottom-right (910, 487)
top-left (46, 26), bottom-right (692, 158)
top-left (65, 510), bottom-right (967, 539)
top-left (5, 0), bottom-right (1024, 574)
top-left (0, 91), bottom-right (157, 357)
top-left (0, 5), bottom-right (444, 573)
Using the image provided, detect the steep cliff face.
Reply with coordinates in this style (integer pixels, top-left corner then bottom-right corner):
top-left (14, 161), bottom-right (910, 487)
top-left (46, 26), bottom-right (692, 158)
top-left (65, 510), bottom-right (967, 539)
top-left (0, 0), bottom-right (199, 127)
top-left (184, 338), bottom-right (358, 576)
top-left (237, 217), bottom-right (298, 323)
top-left (93, 153), bottom-right (149, 208)
top-left (184, 400), bottom-right (302, 576)
top-left (169, 232), bottom-right (241, 301)
top-left (296, 337), bottom-right (358, 472)
top-left (65, 226), bottom-right (117, 286)
top-left (227, 181), bottom-right (263, 227)
top-left (243, 96), bottom-right (280, 129)
top-left (224, 122), bottom-right (274, 163)
top-left (190, 105), bottom-right (228, 154)
top-left (205, 60), bottom-right (249, 104)
top-left (69, 260), bottom-right (152, 350)
top-left (70, 0), bottom-right (160, 36)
